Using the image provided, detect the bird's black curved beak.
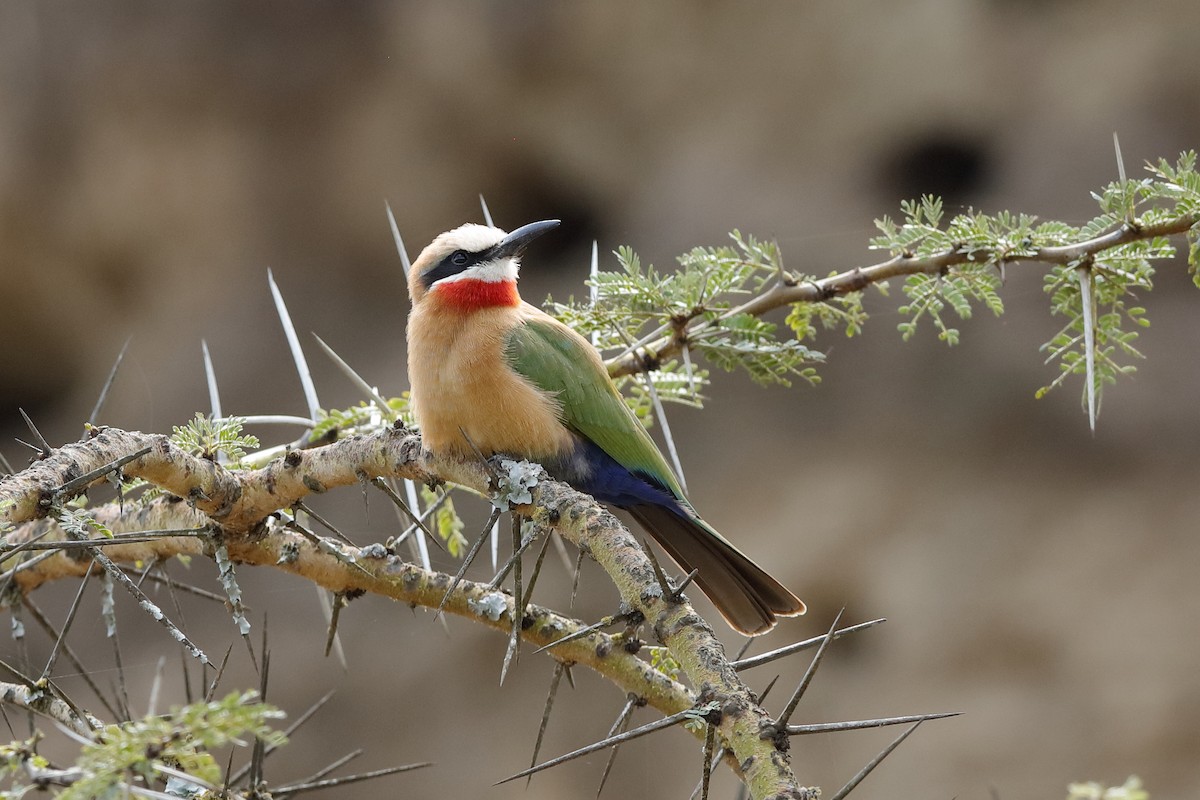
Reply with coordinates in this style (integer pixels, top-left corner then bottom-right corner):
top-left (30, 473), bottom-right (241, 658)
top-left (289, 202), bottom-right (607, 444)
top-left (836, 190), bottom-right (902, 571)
top-left (492, 219), bottom-right (560, 260)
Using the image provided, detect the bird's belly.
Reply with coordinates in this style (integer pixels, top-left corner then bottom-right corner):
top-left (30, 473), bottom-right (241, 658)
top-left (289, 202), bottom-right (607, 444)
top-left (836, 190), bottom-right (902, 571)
top-left (412, 329), bottom-right (572, 460)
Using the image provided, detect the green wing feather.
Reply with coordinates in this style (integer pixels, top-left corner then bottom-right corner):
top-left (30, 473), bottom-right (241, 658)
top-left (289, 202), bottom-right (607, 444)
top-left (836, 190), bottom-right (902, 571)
top-left (504, 316), bottom-right (684, 497)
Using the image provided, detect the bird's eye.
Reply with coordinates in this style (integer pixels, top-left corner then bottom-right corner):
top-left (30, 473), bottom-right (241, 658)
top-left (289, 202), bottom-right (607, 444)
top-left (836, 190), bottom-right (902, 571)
top-left (451, 251), bottom-right (469, 266)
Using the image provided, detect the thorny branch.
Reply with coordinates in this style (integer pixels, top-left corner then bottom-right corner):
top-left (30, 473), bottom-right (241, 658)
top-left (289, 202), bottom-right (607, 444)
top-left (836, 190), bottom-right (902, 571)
top-left (605, 210), bottom-right (1200, 378)
top-left (0, 425), bottom-right (803, 798)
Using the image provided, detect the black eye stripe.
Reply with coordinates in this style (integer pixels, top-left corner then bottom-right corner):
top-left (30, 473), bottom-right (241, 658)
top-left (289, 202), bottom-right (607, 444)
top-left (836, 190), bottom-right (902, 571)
top-left (421, 248), bottom-right (492, 289)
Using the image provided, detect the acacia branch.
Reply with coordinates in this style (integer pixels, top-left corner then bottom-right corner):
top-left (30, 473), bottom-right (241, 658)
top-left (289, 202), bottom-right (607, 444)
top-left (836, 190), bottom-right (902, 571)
top-left (606, 211), bottom-right (1200, 377)
top-left (0, 426), bottom-right (801, 798)
top-left (0, 681), bottom-right (104, 736)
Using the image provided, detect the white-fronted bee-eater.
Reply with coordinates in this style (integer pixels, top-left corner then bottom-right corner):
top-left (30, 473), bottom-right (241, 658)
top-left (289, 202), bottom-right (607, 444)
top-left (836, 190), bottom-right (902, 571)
top-left (406, 219), bottom-right (804, 634)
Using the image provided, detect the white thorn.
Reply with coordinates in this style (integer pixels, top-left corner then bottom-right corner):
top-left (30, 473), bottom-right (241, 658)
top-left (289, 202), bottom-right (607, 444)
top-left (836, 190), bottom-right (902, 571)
top-left (490, 514), bottom-right (500, 572)
top-left (480, 194), bottom-right (495, 228)
top-left (385, 200), bottom-right (412, 274)
top-left (201, 340), bottom-right (222, 420)
top-left (1113, 131), bottom-right (1127, 183)
top-left (1077, 267), bottom-right (1098, 433)
top-left (404, 479), bottom-right (432, 571)
top-left (590, 240), bottom-right (601, 347)
top-left (268, 269), bottom-right (321, 423)
top-left (312, 333), bottom-right (394, 419)
top-left (644, 371), bottom-right (688, 494)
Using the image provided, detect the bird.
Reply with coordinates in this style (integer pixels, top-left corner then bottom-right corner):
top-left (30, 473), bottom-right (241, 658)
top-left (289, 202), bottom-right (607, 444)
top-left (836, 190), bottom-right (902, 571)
top-left (405, 219), bottom-right (805, 635)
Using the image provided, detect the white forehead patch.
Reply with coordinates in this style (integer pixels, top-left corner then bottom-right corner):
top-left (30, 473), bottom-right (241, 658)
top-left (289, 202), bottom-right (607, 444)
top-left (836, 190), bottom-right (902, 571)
top-left (434, 223), bottom-right (506, 253)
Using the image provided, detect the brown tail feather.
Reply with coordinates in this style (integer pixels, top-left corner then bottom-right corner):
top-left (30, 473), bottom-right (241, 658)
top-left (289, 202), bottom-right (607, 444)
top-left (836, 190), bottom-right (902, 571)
top-left (627, 504), bottom-right (805, 635)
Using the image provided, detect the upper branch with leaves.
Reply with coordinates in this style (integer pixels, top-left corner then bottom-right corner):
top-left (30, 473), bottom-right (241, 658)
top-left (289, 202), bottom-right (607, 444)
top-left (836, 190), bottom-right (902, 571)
top-left (564, 153), bottom-right (1200, 430)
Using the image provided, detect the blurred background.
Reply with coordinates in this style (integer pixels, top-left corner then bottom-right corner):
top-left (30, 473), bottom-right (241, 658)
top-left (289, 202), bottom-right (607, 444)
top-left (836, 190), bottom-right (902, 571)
top-left (2, 2), bottom-right (1199, 798)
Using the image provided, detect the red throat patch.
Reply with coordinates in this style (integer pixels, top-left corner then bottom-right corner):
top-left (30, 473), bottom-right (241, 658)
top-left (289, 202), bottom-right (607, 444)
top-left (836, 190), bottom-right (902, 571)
top-left (435, 279), bottom-right (520, 310)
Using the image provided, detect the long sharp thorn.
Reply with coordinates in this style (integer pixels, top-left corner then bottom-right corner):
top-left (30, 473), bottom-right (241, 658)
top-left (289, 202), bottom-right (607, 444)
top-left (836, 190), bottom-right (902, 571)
top-left (370, 478), bottom-right (439, 548)
top-left (0, 527), bottom-right (51, 564)
top-left (392, 486), bottom-right (451, 546)
top-left (201, 340), bottom-right (222, 420)
top-left (228, 688), bottom-right (341, 785)
top-left (641, 372), bottom-right (687, 494)
top-left (148, 655), bottom-right (167, 717)
top-left (828, 720), bottom-right (926, 800)
top-left (787, 711), bottom-right (960, 736)
top-left (384, 200), bottom-right (412, 274)
top-left (437, 507), bottom-right (501, 618)
top-left (776, 608), bottom-right (844, 727)
top-left (699, 722), bottom-right (716, 800)
top-left (0, 656), bottom-right (36, 687)
top-left (324, 592), bottom-right (346, 660)
top-left (496, 707), bottom-right (697, 786)
top-left (204, 645), bottom-right (234, 703)
top-left (247, 648), bottom-right (271, 787)
top-left (54, 446), bottom-right (152, 498)
top-left (734, 636), bottom-right (756, 662)
top-left (267, 269), bottom-right (321, 425)
top-left (1077, 266), bottom-right (1098, 433)
top-left (13, 438), bottom-right (43, 455)
top-left (286, 518), bottom-right (375, 578)
top-left (528, 661), bottom-right (567, 787)
top-left (283, 688), bottom-right (338, 739)
top-left (549, 532), bottom-right (574, 574)
top-left (589, 240), bottom-right (600, 346)
top-left (0, 449), bottom-right (13, 476)
top-left (107, 607), bottom-right (130, 720)
top-left (39, 564), bottom-right (93, 683)
top-left (273, 762), bottom-right (431, 796)
top-left (734, 618), bottom-right (887, 671)
top-left (479, 194), bottom-right (495, 227)
top-left (5, 534), bottom-right (192, 554)
top-left (640, 537), bottom-right (673, 599)
top-left (570, 549), bottom-right (584, 610)
top-left (500, 517), bottom-right (525, 685)
top-left (296, 501), bottom-right (355, 546)
top-left (681, 340), bottom-right (696, 395)
top-left (22, 597), bottom-right (120, 720)
top-left (314, 585), bottom-right (346, 667)
top-left (500, 616), bottom-right (520, 685)
top-left (311, 333), bottom-right (394, 415)
top-left (457, 425), bottom-right (498, 481)
top-left (288, 748), bottom-right (364, 788)
top-left (402, 479), bottom-right (433, 569)
top-left (88, 336), bottom-right (131, 427)
top-left (181, 646), bottom-right (192, 706)
top-left (17, 409), bottom-right (51, 455)
top-left (534, 613), bottom-right (621, 654)
top-left (223, 748), bottom-right (236, 793)
top-left (672, 567), bottom-right (701, 599)
top-left (490, 513), bottom-right (500, 572)
top-left (521, 527), bottom-right (553, 609)
top-left (1113, 131), bottom-right (1128, 184)
top-left (596, 695), bottom-right (638, 797)
top-left (488, 521), bottom-right (540, 590)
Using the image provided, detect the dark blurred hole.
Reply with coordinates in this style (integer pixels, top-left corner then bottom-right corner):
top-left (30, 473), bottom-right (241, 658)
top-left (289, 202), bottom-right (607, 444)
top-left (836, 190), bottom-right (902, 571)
top-left (488, 165), bottom-right (604, 269)
top-left (879, 133), bottom-right (993, 204)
